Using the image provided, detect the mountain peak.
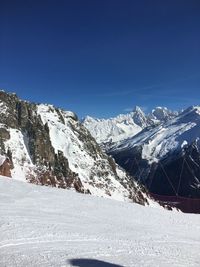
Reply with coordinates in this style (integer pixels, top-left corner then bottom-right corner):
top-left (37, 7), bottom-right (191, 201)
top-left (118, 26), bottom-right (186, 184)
top-left (133, 106), bottom-right (144, 114)
top-left (150, 106), bottom-right (177, 121)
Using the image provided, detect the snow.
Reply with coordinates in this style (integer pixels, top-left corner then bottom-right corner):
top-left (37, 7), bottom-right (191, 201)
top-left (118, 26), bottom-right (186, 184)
top-left (0, 98), bottom-right (150, 204)
top-left (0, 177), bottom-right (199, 267)
top-left (37, 104), bottom-right (135, 201)
top-left (111, 106), bottom-right (200, 163)
top-left (4, 129), bottom-right (34, 181)
top-left (141, 123), bottom-right (196, 163)
top-left (83, 107), bottom-right (177, 145)
top-left (0, 101), bottom-right (8, 114)
top-left (83, 110), bottom-right (144, 144)
top-left (181, 140), bottom-right (188, 148)
top-left (0, 155), bottom-right (6, 166)
top-left (150, 107), bottom-right (178, 121)
top-left (37, 104), bottom-right (101, 187)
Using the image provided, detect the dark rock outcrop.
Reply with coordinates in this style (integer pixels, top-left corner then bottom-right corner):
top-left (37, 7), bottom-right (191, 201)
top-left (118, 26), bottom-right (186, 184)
top-left (0, 90), bottom-right (149, 205)
top-left (0, 158), bottom-right (12, 177)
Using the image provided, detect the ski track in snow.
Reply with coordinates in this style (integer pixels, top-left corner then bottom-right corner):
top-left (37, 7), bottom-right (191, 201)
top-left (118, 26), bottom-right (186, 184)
top-left (0, 177), bottom-right (200, 267)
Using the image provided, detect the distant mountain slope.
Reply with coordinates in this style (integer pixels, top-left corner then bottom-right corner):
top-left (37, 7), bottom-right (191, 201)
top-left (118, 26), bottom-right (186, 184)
top-left (0, 90), bottom-right (149, 205)
top-left (109, 106), bottom-right (200, 200)
top-left (83, 106), bottom-right (177, 145)
top-left (83, 106), bottom-right (146, 144)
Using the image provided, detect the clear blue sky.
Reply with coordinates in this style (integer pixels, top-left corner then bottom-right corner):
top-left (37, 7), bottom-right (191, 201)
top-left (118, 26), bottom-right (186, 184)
top-left (0, 0), bottom-right (200, 118)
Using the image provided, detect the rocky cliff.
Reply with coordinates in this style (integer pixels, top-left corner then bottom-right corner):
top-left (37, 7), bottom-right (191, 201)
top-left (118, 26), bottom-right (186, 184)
top-left (0, 90), bottom-right (150, 205)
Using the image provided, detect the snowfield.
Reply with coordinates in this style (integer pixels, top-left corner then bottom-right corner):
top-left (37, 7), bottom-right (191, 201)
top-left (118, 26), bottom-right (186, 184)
top-left (0, 177), bottom-right (199, 267)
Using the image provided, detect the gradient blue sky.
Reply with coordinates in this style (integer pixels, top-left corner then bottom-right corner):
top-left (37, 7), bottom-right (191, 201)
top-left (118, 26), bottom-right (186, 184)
top-left (0, 0), bottom-right (200, 118)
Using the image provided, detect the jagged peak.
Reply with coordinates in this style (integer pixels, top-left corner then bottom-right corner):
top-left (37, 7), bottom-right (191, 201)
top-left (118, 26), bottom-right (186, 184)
top-left (0, 90), bottom-right (78, 121)
top-left (132, 106), bottom-right (144, 114)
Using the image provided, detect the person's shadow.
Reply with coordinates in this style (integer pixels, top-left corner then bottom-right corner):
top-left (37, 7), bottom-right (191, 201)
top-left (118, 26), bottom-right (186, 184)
top-left (69, 258), bottom-right (124, 267)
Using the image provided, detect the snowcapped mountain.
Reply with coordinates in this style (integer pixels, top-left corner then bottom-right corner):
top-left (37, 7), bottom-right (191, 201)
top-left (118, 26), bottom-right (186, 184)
top-left (83, 106), bottom-right (145, 144)
top-left (0, 90), bottom-right (149, 205)
top-left (148, 106), bottom-right (179, 122)
top-left (109, 106), bottom-right (200, 203)
top-left (83, 106), bottom-right (177, 145)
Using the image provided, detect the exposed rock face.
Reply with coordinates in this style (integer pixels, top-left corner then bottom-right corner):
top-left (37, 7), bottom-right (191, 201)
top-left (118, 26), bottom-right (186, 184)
top-left (0, 90), bottom-right (149, 205)
top-left (0, 158), bottom-right (12, 177)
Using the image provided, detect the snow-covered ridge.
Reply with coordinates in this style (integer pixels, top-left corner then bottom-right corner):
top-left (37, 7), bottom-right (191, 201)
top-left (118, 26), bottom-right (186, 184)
top-left (37, 104), bottom-right (137, 201)
top-left (111, 106), bottom-right (200, 163)
top-left (0, 90), bottom-right (149, 205)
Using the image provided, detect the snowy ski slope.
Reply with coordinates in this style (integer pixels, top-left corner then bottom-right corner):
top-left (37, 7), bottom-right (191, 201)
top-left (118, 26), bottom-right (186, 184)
top-left (0, 176), bottom-right (199, 267)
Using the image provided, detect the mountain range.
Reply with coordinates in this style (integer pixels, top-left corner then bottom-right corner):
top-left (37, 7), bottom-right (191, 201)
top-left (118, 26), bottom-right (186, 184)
top-left (83, 106), bottom-right (200, 212)
top-left (83, 106), bottom-right (178, 144)
top-left (1, 90), bottom-right (200, 213)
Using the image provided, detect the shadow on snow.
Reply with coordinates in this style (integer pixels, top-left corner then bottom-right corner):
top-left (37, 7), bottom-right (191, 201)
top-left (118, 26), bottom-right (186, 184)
top-left (69, 258), bottom-right (124, 267)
